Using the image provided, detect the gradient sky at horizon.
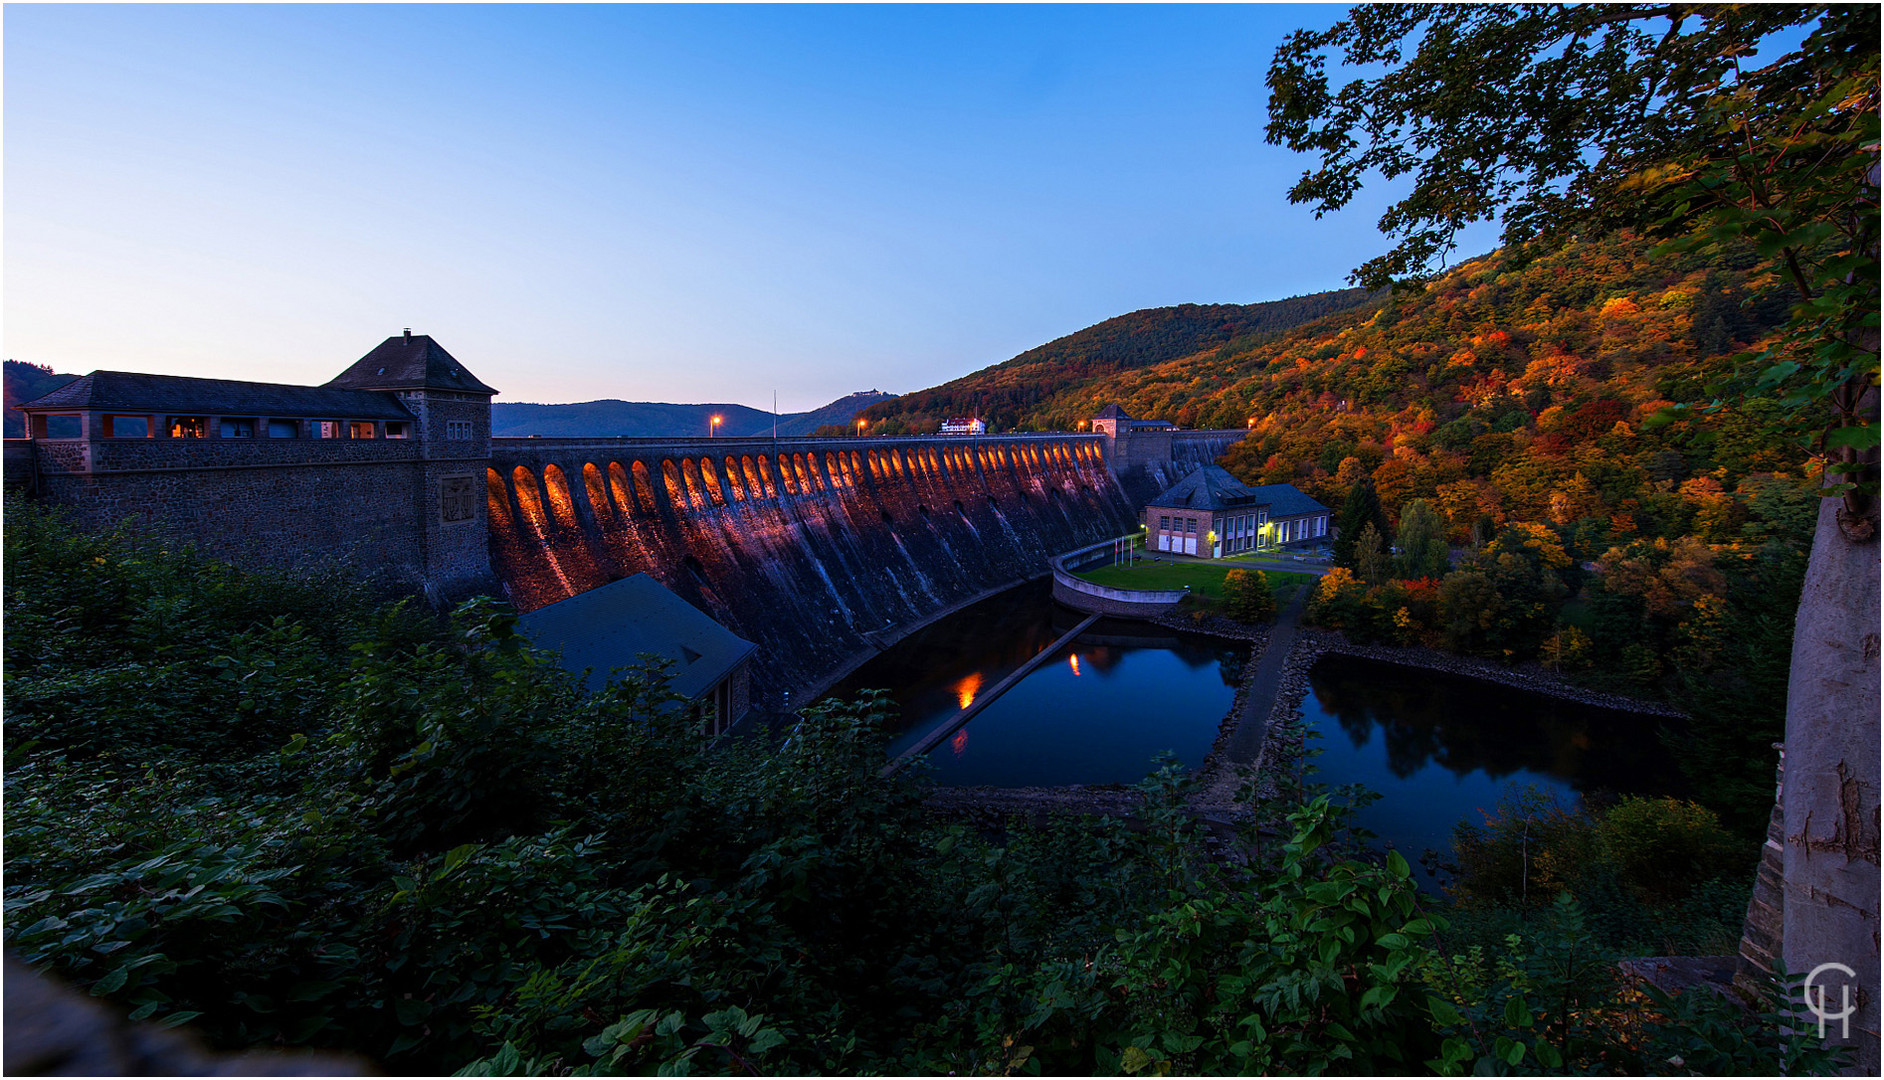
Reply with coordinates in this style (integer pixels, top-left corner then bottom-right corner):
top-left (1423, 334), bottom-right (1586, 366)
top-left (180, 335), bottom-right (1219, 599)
top-left (5, 4), bottom-right (1499, 412)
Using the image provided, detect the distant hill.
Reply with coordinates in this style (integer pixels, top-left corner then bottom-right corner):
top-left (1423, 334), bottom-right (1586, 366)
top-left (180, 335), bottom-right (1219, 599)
top-left (859, 288), bottom-right (1376, 433)
top-left (492, 390), bottom-right (897, 438)
top-left (4, 360), bottom-right (79, 438)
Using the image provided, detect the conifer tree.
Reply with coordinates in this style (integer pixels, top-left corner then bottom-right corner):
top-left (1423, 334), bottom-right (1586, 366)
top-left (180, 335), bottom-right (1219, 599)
top-left (1332, 476), bottom-right (1390, 569)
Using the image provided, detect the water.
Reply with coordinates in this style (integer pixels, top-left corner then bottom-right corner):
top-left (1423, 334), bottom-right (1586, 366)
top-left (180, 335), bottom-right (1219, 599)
top-left (1299, 655), bottom-right (1684, 877)
top-left (827, 580), bottom-right (1245, 786)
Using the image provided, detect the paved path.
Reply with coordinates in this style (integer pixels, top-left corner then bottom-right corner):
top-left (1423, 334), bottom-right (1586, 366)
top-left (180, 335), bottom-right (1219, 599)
top-left (1128, 548), bottom-right (1332, 577)
top-left (1224, 583), bottom-right (1313, 765)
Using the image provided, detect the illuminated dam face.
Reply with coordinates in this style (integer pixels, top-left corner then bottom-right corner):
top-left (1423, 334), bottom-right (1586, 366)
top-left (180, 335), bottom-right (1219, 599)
top-left (485, 434), bottom-right (1146, 700)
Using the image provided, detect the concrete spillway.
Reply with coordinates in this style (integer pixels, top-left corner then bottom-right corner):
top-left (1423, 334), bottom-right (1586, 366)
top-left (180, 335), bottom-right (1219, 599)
top-left (485, 434), bottom-right (1143, 702)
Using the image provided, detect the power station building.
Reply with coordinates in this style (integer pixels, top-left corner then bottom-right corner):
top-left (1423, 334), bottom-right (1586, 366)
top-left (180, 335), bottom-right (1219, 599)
top-left (1144, 464), bottom-right (1330, 558)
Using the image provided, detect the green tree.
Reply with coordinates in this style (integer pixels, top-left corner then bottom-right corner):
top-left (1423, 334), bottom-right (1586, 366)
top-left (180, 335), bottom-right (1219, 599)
top-left (1393, 498), bottom-right (1452, 580)
top-left (1332, 475), bottom-right (1390, 569)
top-left (1353, 521), bottom-right (1391, 585)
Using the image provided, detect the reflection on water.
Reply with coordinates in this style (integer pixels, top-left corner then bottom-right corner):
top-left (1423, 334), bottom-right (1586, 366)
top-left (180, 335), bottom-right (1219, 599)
top-left (1301, 655), bottom-right (1684, 880)
top-left (827, 580), bottom-right (1245, 787)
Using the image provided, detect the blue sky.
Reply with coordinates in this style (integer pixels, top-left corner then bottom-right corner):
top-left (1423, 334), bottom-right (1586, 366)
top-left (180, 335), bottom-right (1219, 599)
top-left (4, 4), bottom-right (1496, 411)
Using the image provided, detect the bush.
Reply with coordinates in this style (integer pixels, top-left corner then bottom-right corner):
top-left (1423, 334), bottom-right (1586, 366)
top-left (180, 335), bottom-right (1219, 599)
top-left (1221, 568), bottom-right (1277, 622)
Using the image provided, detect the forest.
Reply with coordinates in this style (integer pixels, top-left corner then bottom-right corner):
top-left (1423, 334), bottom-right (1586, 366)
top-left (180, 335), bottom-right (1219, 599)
top-left (2, 503), bottom-right (1842, 1075)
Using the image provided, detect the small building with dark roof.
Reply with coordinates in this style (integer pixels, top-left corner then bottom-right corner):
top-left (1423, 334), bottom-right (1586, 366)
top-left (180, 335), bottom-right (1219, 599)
top-left (519, 573), bottom-right (755, 735)
top-left (1090, 403), bottom-right (1176, 438)
top-left (1145, 465), bottom-right (1330, 557)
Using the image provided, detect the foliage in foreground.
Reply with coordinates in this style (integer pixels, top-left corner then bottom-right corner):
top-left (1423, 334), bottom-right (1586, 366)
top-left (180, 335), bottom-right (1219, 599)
top-left (3, 502), bottom-right (1845, 1075)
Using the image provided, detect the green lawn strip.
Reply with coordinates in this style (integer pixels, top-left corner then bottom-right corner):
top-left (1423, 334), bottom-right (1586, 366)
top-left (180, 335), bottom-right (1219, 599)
top-left (1074, 562), bottom-right (1316, 601)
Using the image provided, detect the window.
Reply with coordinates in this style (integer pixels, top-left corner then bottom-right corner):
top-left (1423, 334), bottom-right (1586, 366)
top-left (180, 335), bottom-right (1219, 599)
top-left (1159, 515), bottom-right (1171, 531)
top-left (310, 421), bottom-right (339, 439)
top-left (169, 417), bottom-right (207, 439)
top-left (107, 415), bottom-right (150, 438)
top-left (219, 417), bottom-right (257, 439)
top-left (384, 421), bottom-right (410, 439)
top-left (267, 419), bottom-right (299, 438)
top-left (445, 420), bottom-right (473, 440)
top-left (35, 414), bottom-right (83, 439)
top-left (1185, 518), bottom-right (1197, 534)
top-left (349, 421), bottom-right (376, 439)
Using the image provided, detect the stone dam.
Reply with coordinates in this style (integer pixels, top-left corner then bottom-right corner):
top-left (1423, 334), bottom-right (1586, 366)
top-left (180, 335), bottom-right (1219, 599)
top-left (485, 431), bottom-right (1241, 702)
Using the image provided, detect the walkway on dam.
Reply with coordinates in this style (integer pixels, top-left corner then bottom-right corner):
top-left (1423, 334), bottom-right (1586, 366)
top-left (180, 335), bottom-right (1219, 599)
top-left (881, 614), bottom-right (1101, 778)
top-left (1224, 583), bottom-right (1314, 766)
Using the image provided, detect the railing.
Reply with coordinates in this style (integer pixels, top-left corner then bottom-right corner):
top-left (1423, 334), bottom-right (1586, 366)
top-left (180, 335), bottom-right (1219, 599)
top-left (1048, 534), bottom-right (1188, 607)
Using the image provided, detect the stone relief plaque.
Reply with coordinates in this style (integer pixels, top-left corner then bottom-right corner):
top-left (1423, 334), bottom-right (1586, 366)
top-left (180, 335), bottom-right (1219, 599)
top-left (440, 476), bottom-right (477, 523)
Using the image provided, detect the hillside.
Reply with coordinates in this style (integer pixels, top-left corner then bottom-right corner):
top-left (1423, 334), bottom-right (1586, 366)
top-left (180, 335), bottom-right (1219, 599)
top-left (4, 360), bottom-right (79, 438)
top-left (491, 390), bottom-right (895, 438)
top-left (858, 288), bottom-right (1374, 433)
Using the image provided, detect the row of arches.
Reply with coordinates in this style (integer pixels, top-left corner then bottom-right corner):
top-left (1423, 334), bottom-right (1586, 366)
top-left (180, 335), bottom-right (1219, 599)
top-left (488, 440), bottom-right (1104, 532)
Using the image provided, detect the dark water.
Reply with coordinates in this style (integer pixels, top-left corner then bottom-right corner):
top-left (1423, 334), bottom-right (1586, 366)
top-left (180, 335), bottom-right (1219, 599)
top-left (1300, 655), bottom-right (1684, 877)
top-left (828, 580), bottom-right (1245, 786)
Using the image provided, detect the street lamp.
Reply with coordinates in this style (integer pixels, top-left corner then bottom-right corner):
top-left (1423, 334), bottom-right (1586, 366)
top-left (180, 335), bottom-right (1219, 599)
top-left (857, 419), bottom-right (867, 438)
top-left (710, 415), bottom-right (722, 438)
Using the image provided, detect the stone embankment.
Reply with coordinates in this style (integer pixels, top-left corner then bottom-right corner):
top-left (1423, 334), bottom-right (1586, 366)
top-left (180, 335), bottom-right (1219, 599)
top-left (1303, 632), bottom-right (1686, 717)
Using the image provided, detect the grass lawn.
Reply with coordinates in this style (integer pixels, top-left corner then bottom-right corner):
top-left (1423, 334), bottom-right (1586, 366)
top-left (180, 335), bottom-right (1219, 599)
top-left (1074, 561), bottom-right (1317, 601)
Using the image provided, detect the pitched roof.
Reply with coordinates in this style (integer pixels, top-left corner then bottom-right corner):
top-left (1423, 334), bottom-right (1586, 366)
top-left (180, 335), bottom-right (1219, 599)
top-left (326, 333), bottom-right (497, 395)
top-left (1093, 404), bottom-right (1133, 420)
top-left (1147, 465), bottom-right (1262, 511)
top-left (17, 371), bottom-right (415, 420)
top-left (1241, 483), bottom-right (1331, 518)
top-left (518, 573), bottom-right (756, 700)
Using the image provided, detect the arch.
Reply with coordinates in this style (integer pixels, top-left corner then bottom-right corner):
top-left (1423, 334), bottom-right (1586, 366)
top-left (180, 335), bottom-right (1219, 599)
top-left (757, 456), bottom-right (779, 498)
top-left (681, 458), bottom-right (710, 509)
top-left (486, 468), bottom-right (515, 533)
top-left (825, 451), bottom-right (843, 489)
top-left (776, 454), bottom-right (797, 496)
top-left (582, 462), bottom-right (614, 525)
top-left (850, 450), bottom-right (864, 481)
top-left (512, 465), bottom-right (550, 532)
top-left (660, 459), bottom-right (685, 509)
top-left (741, 456), bottom-right (766, 499)
top-left (632, 460), bottom-right (660, 513)
top-left (892, 448), bottom-right (907, 477)
top-left (719, 456), bottom-right (745, 502)
top-left (699, 457), bottom-right (728, 506)
top-left (542, 464), bottom-right (580, 530)
top-left (927, 448), bottom-right (942, 473)
top-left (608, 461), bottom-right (636, 515)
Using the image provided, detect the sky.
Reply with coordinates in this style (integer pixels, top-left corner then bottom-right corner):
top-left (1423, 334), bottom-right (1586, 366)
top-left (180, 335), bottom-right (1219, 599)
top-left (4, 4), bottom-right (1499, 412)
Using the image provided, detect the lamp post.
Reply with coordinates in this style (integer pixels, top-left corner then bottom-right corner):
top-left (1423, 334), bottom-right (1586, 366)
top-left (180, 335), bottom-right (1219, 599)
top-left (710, 415), bottom-right (722, 438)
top-left (857, 419), bottom-right (866, 438)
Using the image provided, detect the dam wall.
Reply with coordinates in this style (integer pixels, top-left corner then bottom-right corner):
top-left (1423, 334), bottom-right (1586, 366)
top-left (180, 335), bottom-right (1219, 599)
top-left (486, 434), bottom-right (1140, 701)
top-left (1110, 429), bottom-right (1247, 505)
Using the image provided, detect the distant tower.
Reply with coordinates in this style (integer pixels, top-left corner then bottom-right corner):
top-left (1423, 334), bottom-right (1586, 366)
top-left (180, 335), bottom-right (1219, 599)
top-left (1091, 403), bottom-right (1133, 438)
top-left (326, 331), bottom-right (498, 599)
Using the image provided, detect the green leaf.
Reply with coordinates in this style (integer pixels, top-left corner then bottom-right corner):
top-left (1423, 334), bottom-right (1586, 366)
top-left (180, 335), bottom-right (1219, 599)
top-left (91, 967), bottom-right (129, 995)
top-left (1504, 995), bottom-right (1533, 1028)
top-left (1826, 425), bottom-right (1879, 451)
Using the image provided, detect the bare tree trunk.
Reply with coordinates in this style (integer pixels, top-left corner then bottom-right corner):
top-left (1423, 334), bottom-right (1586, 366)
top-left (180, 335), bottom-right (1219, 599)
top-left (1782, 385), bottom-right (1880, 1074)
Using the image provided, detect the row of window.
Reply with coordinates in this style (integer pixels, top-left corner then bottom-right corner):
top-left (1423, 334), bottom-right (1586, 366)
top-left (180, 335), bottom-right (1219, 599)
top-left (29, 413), bottom-right (489, 441)
top-left (1157, 514), bottom-right (1201, 534)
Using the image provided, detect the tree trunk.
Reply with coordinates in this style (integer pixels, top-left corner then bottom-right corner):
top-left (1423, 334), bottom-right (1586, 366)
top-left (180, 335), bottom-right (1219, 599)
top-left (1781, 385), bottom-right (1880, 1073)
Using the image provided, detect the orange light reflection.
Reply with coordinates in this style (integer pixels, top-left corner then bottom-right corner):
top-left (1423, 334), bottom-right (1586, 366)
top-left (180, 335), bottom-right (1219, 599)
top-left (950, 728), bottom-right (969, 755)
top-left (1069, 654), bottom-right (1082, 676)
top-left (955, 672), bottom-right (983, 710)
